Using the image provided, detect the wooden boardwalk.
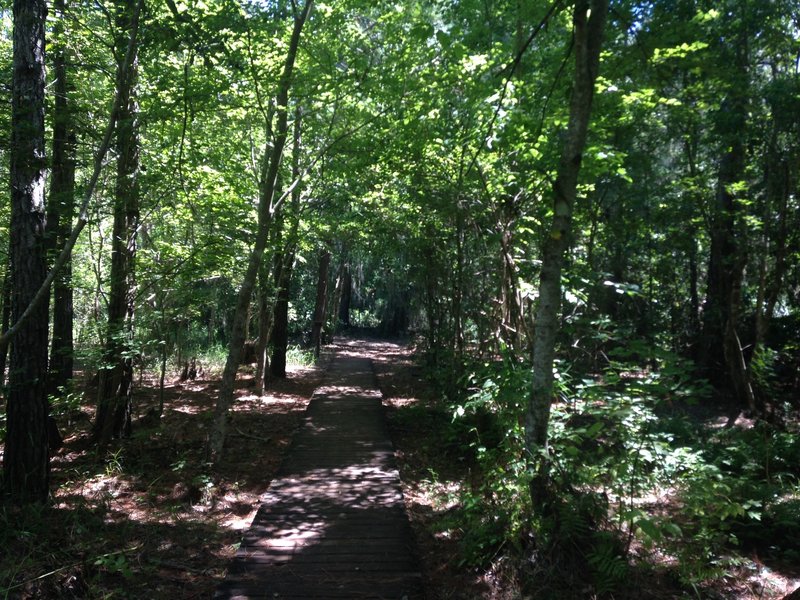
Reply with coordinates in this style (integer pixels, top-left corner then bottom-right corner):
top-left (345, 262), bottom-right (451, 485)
top-left (215, 344), bottom-right (423, 599)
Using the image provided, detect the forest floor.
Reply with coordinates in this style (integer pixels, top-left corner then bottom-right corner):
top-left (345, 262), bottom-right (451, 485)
top-left (1, 337), bottom-right (799, 599)
top-left (0, 337), bottom-right (485, 599)
top-left (1, 355), bottom-right (326, 598)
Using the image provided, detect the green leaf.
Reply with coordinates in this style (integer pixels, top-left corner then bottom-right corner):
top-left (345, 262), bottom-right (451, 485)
top-left (637, 518), bottom-right (663, 542)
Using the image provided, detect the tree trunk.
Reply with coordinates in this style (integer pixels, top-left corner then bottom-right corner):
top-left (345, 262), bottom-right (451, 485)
top-left (210, 1), bottom-right (313, 460)
top-left (3, 0), bottom-right (50, 503)
top-left (0, 257), bottom-right (11, 386)
top-left (270, 105), bottom-right (304, 378)
top-left (326, 259), bottom-right (346, 342)
top-left (688, 233), bottom-right (700, 354)
top-left (47, 0), bottom-right (76, 396)
top-left (338, 265), bottom-right (352, 327)
top-left (310, 249), bottom-right (331, 358)
top-left (754, 131), bottom-right (792, 353)
top-left (270, 244), bottom-right (297, 378)
top-left (158, 334), bottom-right (168, 417)
top-left (700, 28), bottom-right (755, 411)
top-left (524, 0), bottom-right (608, 506)
top-left (254, 101), bottom-right (279, 394)
top-left (254, 289), bottom-right (272, 394)
top-left (451, 204), bottom-right (465, 356)
top-left (94, 0), bottom-right (141, 447)
top-left (500, 227), bottom-right (525, 353)
top-left (254, 255), bottom-right (275, 395)
top-left (423, 237), bottom-right (439, 356)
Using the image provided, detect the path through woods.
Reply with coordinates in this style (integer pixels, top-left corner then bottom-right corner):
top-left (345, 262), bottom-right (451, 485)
top-left (215, 340), bottom-right (423, 599)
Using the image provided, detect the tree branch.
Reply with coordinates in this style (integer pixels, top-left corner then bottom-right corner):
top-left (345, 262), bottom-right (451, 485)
top-left (0, 0), bottom-right (144, 348)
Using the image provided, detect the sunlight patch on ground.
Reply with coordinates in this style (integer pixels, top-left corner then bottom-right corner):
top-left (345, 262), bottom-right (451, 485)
top-left (221, 510), bottom-right (258, 530)
top-left (235, 392), bottom-right (302, 404)
top-left (170, 404), bottom-right (205, 415)
top-left (180, 382), bottom-right (213, 393)
top-left (385, 396), bottom-right (418, 407)
top-left (313, 384), bottom-right (382, 397)
top-left (408, 479), bottom-right (462, 512)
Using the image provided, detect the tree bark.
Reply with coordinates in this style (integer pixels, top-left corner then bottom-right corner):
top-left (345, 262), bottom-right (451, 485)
top-left (453, 204), bottom-right (465, 356)
top-left (270, 105), bottom-right (304, 378)
top-left (254, 245), bottom-right (277, 395)
top-left (270, 239), bottom-right (298, 378)
top-left (310, 249), bottom-right (331, 358)
top-left (500, 226), bottom-right (525, 353)
top-left (754, 130), bottom-right (792, 353)
top-left (0, 256), bottom-right (11, 386)
top-left (94, 0), bottom-right (142, 447)
top-left (338, 265), bottom-right (352, 327)
top-left (699, 26), bottom-right (756, 412)
top-left (524, 0), bottom-right (607, 505)
top-left (47, 0), bottom-right (76, 396)
top-left (684, 134), bottom-right (702, 358)
top-left (326, 258), bottom-right (346, 342)
top-left (3, 0), bottom-right (50, 503)
top-left (210, 1), bottom-right (313, 459)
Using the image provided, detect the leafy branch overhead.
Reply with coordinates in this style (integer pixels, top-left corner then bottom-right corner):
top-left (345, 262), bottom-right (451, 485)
top-left (1, 0), bottom-right (799, 598)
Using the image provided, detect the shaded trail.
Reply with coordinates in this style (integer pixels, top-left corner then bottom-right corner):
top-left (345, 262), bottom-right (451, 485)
top-left (215, 340), bottom-right (423, 599)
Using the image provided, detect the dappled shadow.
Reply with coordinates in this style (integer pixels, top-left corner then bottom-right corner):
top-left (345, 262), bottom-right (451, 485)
top-left (217, 503), bottom-right (420, 599)
top-left (1, 361), bottom-right (325, 599)
top-left (372, 342), bottom-right (493, 600)
top-left (1, 497), bottom-right (232, 598)
top-left (215, 349), bottom-right (422, 599)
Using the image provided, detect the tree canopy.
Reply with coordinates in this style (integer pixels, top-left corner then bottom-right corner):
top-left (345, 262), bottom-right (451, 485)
top-left (1, 0), bottom-right (799, 596)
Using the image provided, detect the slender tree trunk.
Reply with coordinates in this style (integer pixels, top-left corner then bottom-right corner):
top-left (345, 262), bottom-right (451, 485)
top-left (424, 240), bottom-right (438, 356)
top-left (254, 256), bottom-right (275, 395)
top-left (524, 0), bottom-right (607, 505)
top-left (338, 265), bottom-right (352, 327)
top-left (269, 202), bottom-right (300, 377)
top-left (327, 259), bottom-right (346, 341)
top-left (700, 27), bottom-right (756, 412)
top-left (47, 0), bottom-right (76, 396)
top-left (754, 136), bottom-right (792, 353)
top-left (270, 241), bottom-right (298, 378)
top-left (500, 227), bottom-right (525, 353)
top-left (681, 131), bottom-right (703, 358)
top-left (158, 335), bottom-right (168, 416)
top-left (688, 233), bottom-right (700, 351)
top-left (3, 0), bottom-right (49, 503)
top-left (210, 1), bottom-right (313, 459)
top-left (453, 204), bottom-right (465, 356)
top-left (94, 0), bottom-right (142, 446)
top-left (310, 249), bottom-right (331, 358)
top-left (270, 106), bottom-right (303, 378)
top-left (0, 257), bottom-right (11, 386)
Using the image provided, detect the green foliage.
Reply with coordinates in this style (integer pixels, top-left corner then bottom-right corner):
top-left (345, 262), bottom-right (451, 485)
top-left (93, 552), bottom-right (133, 579)
top-left (104, 449), bottom-right (125, 477)
top-left (431, 329), bottom-right (799, 594)
top-left (191, 343), bottom-right (230, 374)
top-left (48, 382), bottom-right (85, 420)
top-left (0, 0), bottom-right (798, 593)
top-left (749, 346), bottom-right (780, 399)
top-left (285, 345), bottom-right (316, 367)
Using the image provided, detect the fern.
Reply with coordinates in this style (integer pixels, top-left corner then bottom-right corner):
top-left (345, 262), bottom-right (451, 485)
top-left (588, 535), bottom-right (628, 596)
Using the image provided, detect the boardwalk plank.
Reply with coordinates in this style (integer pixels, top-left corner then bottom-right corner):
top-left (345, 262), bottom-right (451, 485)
top-left (215, 345), bottom-right (422, 600)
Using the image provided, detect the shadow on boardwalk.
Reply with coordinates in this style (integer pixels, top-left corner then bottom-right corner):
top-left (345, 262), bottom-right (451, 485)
top-left (215, 341), bottom-right (423, 599)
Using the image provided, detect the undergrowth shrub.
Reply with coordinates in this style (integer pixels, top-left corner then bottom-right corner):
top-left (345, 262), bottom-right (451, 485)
top-left (427, 337), bottom-right (800, 596)
top-left (447, 352), bottom-right (531, 565)
top-left (285, 344), bottom-right (316, 367)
